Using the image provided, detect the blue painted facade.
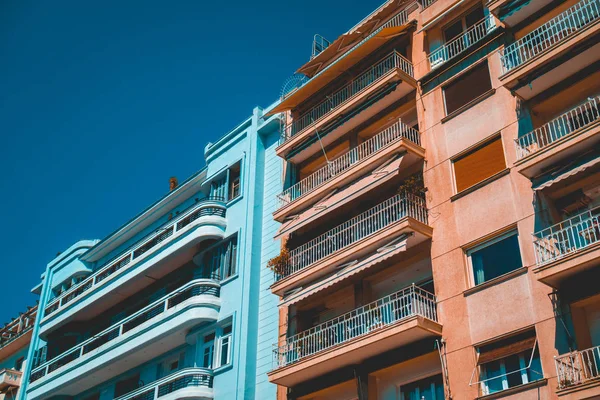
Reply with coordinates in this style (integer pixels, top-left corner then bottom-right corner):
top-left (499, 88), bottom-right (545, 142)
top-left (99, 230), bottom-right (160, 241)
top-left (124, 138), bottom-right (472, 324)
top-left (19, 105), bottom-right (281, 400)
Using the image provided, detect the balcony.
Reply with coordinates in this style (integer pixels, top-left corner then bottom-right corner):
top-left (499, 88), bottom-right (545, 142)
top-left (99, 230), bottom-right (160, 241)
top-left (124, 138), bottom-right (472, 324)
top-left (40, 198), bottom-right (226, 334)
top-left (533, 206), bottom-right (600, 287)
top-left (555, 345), bottom-right (600, 397)
top-left (115, 368), bottom-right (214, 400)
top-left (27, 279), bottom-right (220, 400)
top-left (270, 194), bottom-right (432, 296)
top-left (0, 369), bottom-right (22, 393)
top-left (268, 285), bottom-right (442, 387)
top-left (274, 120), bottom-right (423, 221)
top-left (515, 96), bottom-right (600, 177)
top-left (0, 305), bottom-right (36, 358)
top-left (487, 0), bottom-right (554, 27)
top-left (499, 0), bottom-right (600, 100)
top-left (428, 15), bottom-right (497, 70)
top-left (276, 51), bottom-right (416, 162)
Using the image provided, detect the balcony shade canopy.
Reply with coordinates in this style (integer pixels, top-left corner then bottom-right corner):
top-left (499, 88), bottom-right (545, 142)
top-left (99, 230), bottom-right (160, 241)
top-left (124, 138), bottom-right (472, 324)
top-left (532, 150), bottom-right (600, 191)
top-left (268, 6), bottom-right (413, 116)
top-left (280, 235), bottom-right (409, 306)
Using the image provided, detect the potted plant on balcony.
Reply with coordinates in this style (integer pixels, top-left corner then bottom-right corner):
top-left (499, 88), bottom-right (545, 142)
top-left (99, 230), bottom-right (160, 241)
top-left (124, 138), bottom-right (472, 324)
top-left (267, 241), bottom-right (290, 277)
top-left (397, 174), bottom-right (427, 197)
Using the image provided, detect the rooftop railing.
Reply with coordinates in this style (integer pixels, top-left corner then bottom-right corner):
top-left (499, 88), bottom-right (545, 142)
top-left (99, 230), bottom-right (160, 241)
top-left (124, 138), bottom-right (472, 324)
top-left (501, 0), bottom-right (600, 74)
top-left (115, 368), bottom-right (214, 400)
top-left (429, 14), bottom-right (496, 70)
top-left (555, 345), bottom-right (600, 389)
top-left (283, 50), bottom-right (414, 142)
top-left (276, 193), bottom-right (427, 281)
top-left (43, 197), bottom-right (226, 319)
top-left (30, 279), bottom-right (220, 384)
top-left (533, 205), bottom-right (600, 265)
top-left (276, 119), bottom-right (420, 209)
top-left (272, 284), bottom-right (437, 369)
top-left (515, 96), bottom-right (600, 160)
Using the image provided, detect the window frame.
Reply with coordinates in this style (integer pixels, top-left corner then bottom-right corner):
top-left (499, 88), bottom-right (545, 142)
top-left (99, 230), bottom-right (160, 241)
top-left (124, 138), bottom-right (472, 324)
top-left (442, 59), bottom-right (493, 117)
top-left (200, 233), bottom-right (239, 281)
top-left (200, 332), bottom-right (216, 369)
top-left (217, 324), bottom-right (233, 368)
top-left (398, 373), bottom-right (445, 400)
top-left (451, 133), bottom-right (506, 195)
top-left (227, 160), bottom-right (242, 202)
top-left (466, 229), bottom-right (523, 287)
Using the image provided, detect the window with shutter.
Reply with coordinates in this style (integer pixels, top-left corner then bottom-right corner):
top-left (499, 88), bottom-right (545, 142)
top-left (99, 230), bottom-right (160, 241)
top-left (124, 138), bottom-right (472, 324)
top-left (443, 61), bottom-right (492, 116)
top-left (453, 136), bottom-right (506, 193)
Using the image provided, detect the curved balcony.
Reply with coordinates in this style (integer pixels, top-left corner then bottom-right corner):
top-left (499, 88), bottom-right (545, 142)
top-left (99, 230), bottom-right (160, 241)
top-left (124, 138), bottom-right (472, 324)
top-left (271, 193), bottom-right (432, 296)
top-left (115, 368), bottom-right (214, 400)
top-left (268, 285), bottom-right (441, 387)
top-left (41, 198), bottom-right (226, 333)
top-left (515, 96), bottom-right (600, 177)
top-left (277, 51), bottom-right (416, 162)
top-left (499, 0), bottom-right (600, 99)
top-left (274, 120), bottom-right (423, 222)
top-left (27, 279), bottom-right (220, 400)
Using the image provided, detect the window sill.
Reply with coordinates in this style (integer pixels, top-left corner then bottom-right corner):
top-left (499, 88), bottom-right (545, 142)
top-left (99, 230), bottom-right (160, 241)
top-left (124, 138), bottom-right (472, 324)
top-left (476, 378), bottom-right (547, 400)
top-left (220, 274), bottom-right (238, 286)
top-left (441, 89), bottom-right (496, 124)
top-left (451, 168), bottom-right (510, 202)
top-left (213, 363), bottom-right (233, 375)
top-left (226, 194), bottom-right (243, 207)
top-left (464, 266), bottom-right (528, 297)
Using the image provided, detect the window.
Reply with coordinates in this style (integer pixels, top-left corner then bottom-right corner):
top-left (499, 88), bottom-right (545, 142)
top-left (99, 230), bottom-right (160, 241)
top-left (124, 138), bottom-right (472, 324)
top-left (157, 352), bottom-right (184, 378)
top-left (228, 162), bottom-right (241, 201)
top-left (211, 178), bottom-right (227, 200)
top-left (219, 325), bottom-right (232, 367)
top-left (15, 357), bottom-right (24, 371)
top-left (202, 235), bottom-right (238, 280)
top-left (201, 333), bottom-right (215, 368)
top-left (400, 374), bottom-right (444, 400)
top-left (477, 330), bottom-right (543, 395)
top-left (114, 373), bottom-right (141, 397)
top-left (443, 61), bottom-right (492, 115)
top-left (453, 136), bottom-right (505, 193)
top-left (468, 230), bottom-right (522, 285)
top-left (444, 6), bottom-right (485, 43)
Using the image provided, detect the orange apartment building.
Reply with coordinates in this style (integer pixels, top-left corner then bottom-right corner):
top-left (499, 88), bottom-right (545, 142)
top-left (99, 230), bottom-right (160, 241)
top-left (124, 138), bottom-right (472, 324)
top-left (265, 0), bottom-right (600, 399)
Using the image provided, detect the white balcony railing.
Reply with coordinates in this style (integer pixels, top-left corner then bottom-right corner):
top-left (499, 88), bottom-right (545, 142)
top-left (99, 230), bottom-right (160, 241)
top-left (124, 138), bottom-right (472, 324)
top-left (515, 96), bottom-right (600, 160)
top-left (429, 15), bottom-right (496, 70)
top-left (30, 279), bottom-right (220, 384)
top-left (272, 284), bottom-right (437, 369)
top-left (277, 119), bottom-right (420, 209)
top-left (43, 197), bottom-right (226, 319)
top-left (276, 193), bottom-right (427, 281)
top-left (533, 206), bottom-right (600, 265)
top-left (284, 50), bottom-right (414, 142)
top-left (501, 0), bottom-right (600, 74)
top-left (114, 368), bottom-right (213, 400)
top-left (556, 345), bottom-right (600, 389)
top-left (420, 0), bottom-right (437, 9)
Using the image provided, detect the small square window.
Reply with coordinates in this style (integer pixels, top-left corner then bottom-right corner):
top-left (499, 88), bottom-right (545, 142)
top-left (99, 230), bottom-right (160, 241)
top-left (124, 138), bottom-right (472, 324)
top-left (228, 162), bottom-right (241, 201)
top-left (468, 230), bottom-right (522, 285)
top-left (453, 136), bottom-right (506, 194)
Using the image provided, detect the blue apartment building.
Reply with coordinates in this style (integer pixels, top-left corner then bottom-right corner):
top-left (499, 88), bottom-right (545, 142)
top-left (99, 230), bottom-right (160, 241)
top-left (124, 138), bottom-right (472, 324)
top-left (20, 105), bottom-right (282, 400)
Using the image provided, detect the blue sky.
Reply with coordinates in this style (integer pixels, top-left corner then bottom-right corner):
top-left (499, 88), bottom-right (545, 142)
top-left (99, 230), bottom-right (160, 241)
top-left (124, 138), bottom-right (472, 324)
top-left (0, 0), bottom-right (383, 325)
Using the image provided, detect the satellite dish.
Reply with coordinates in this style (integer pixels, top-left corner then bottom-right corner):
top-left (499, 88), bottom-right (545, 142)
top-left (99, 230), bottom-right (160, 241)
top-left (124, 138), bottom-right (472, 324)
top-left (280, 73), bottom-right (308, 100)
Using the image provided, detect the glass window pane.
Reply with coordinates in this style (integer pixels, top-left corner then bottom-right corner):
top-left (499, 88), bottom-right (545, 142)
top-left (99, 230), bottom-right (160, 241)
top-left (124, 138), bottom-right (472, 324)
top-left (472, 233), bottom-right (522, 285)
top-left (504, 354), bottom-right (523, 388)
top-left (482, 360), bottom-right (504, 394)
top-left (444, 20), bottom-right (464, 41)
top-left (401, 374), bottom-right (444, 400)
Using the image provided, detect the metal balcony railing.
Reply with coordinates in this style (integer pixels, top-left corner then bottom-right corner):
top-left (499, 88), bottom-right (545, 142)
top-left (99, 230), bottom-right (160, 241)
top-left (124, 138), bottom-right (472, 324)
top-left (276, 119), bottom-right (420, 209)
top-left (30, 279), bottom-right (220, 384)
top-left (43, 197), bottom-right (226, 319)
top-left (556, 345), bottom-right (600, 389)
top-left (276, 193), bottom-right (427, 281)
top-left (115, 368), bottom-right (214, 400)
top-left (533, 206), bottom-right (600, 265)
top-left (0, 305), bottom-right (37, 350)
top-left (283, 50), bottom-right (414, 142)
top-left (420, 0), bottom-right (438, 9)
top-left (272, 284), bottom-right (437, 369)
top-left (515, 96), bottom-right (600, 160)
top-left (429, 15), bottom-right (496, 70)
top-left (501, 0), bottom-right (600, 74)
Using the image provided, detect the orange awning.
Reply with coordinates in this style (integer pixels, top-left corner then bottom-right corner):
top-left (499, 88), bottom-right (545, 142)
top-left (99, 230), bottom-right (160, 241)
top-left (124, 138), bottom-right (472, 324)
top-left (268, 24), bottom-right (412, 116)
